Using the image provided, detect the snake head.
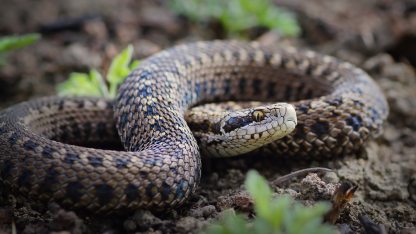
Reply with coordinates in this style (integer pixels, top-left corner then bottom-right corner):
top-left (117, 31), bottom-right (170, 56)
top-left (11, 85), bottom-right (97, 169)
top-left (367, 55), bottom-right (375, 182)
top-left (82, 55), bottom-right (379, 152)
top-left (201, 103), bottom-right (297, 157)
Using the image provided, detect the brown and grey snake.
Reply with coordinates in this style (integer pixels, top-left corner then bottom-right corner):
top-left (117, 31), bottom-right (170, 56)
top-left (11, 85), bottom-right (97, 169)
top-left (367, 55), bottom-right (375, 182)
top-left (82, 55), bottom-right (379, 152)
top-left (0, 41), bottom-right (388, 213)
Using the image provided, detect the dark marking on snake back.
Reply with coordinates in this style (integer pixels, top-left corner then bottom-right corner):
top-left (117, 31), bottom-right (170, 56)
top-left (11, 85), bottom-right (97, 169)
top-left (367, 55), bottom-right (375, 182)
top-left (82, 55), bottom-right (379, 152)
top-left (95, 184), bottom-right (114, 205)
top-left (1, 160), bottom-right (13, 179)
top-left (285, 86), bottom-right (293, 100)
top-left (77, 101), bottom-right (85, 109)
top-left (64, 153), bottom-right (80, 164)
top-left (66, 182), bottom-right (84, 202)
top-left (327, 97), bottom-right (343, 106)
top-left (83, 122), bottom-right (92, 139)
top-left (190, 119), bottom-right (221, 135)
top-left (183, 59), bottom-right (192, 69)
top-left (194, 55), bottom-right (203, 66)
top-left (353, 100), bottom-right (364, 107)
top-left (70, 123), bottom-right (81, 138)
top-left (23, 140), bottom-right (38, 151)
top-left (305, 64), bottom-right (314, 76)
top-left (311, 121), bottom-right (330, 137)
top-left (296, 83), bottom-right (305, 98)
top-left (346, 115), bottom-right (363, 131)
top-left (88, 156), bottom-right (103, 167)
top-left (175, 179), bottom-right (188, 199)
top-left (238, 78), bottom-right (246, 93)
top-left (58, 100), bottom-right (65, 111)
top-left (305, 89), bottom-right (314, 99)
top-left (232, 50), bottom-right (240, 60)
top-left (125, 184), bottom-right (139, 202)
top-left (297, 103), bottom-right (309, 114)
top-left (161, 182), bottom-right (172, 200)
top-left (293, 123), bottom-right (306, 138)
top-left (224, 79), bottom-right (231, 95)
top-left (252, 79), bottom-right (262, 95)
top-left (195, 83), bottom-right (201, 96)
top-left (17, 169), bottom-right (32, 188)
top-left (209, 79), bottom-right (216, 95)
top-left (96, 122), bottom-right (107, 136)
top-left (368, 107), bottom-right (380, 122)
top-left (42, 146), bottom-right (55, 159)
top-left (60, 126), bottom-right (70, 142)
top-left (281, 56), bottom-right (289, 68)
top-left (264, 53), bottom-right (273, 65)
top-left (146, 184), bottom-right (156, 197)
top-left (267, 81), bottom-right (276, 98)
top-left (247, 51), bottom-right (255, 63)
top-left (139, 171), bottom-right (148, 179)
top-left (8, 132), bottom-right (18, 145)
top-left (39, 167), bottom-right (59, 194)
top-left (115, 158), bottom-right (130, 169)
top-left (0, 126), bottom-right (7, 135)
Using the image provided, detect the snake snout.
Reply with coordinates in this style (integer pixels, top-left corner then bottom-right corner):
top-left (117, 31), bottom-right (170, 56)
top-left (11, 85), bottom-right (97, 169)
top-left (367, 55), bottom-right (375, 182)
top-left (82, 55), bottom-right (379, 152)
top-left (283, 104), bottom-right (297, 134)
top-left (285, 104), bottom-right (297, 126)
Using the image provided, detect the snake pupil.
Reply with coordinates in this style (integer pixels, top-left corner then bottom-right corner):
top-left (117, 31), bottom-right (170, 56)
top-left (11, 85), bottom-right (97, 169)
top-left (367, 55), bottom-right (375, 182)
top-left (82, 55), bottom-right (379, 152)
top-left (252, 110), bottom-right (265, 122)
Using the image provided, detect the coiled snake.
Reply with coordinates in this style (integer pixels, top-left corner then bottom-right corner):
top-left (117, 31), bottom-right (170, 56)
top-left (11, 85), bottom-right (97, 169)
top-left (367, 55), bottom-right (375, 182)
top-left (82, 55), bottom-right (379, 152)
top-left (0, 41), bottom-right (388, 213)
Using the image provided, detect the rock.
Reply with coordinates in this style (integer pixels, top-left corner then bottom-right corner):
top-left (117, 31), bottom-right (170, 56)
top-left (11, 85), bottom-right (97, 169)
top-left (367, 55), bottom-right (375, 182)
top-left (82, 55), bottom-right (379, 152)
top-left (129, 210), bottom-right (162, 230)
top-left (322, 171), bottom-right (340, 184)
top-left (175, 217), bottom-right (205, 233)
top-left (300, 173), bottom-right (337, 200)
top-left (217, 191), bottom-right (252, 212)
top-left (188, 205), bottom-right (216, 219)
top-left (48, 206), bottom-right (85, 234)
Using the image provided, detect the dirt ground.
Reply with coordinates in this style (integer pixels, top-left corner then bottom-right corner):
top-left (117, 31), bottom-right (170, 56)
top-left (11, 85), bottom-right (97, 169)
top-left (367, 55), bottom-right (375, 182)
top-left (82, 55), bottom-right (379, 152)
top-left (0, 0), bottom-right (415, 233)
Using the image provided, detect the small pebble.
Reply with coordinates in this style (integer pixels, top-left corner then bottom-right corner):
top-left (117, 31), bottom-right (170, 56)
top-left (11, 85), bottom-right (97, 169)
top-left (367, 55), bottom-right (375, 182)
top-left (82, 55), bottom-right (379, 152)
top-left (188, 205), bottom-right (216, 218)
top-left (175, 217), bottom-right (204, 233)
top-left (322, 171), bottom-right (340, 184)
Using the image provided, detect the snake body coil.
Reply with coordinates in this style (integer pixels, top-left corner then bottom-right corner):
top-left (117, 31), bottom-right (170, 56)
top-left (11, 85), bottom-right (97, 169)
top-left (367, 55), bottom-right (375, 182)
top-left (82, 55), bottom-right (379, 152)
top-left (0, 41), bottom-right (388, 213)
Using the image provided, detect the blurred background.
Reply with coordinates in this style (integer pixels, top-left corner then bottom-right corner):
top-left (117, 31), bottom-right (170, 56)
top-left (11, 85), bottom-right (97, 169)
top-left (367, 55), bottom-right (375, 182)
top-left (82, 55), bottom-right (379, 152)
top-left (0, 0), bottom-right (414, 106)
top-left (0, 0), bottom-right (415, 233)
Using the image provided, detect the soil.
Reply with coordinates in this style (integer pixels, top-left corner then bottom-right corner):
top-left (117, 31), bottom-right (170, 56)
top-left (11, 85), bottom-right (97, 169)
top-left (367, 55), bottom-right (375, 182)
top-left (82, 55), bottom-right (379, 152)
top-left (0, 0), bottom-right (415, 233)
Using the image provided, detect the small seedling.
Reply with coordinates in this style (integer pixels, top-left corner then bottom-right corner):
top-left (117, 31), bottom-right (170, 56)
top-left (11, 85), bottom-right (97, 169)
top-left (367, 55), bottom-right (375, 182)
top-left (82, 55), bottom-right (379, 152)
top-left (0, 33), bottom-right (41, 66)
top-left (57, 45), bottom-right (140, 98)
top-left (203, 170), bottom-right (336, 234)
top-left (170, 0), bottom-right (300, 38)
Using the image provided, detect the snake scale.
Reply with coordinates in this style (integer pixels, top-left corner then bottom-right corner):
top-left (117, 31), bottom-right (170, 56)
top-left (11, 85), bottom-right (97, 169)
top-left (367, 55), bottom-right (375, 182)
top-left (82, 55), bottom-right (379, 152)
top-left (0, 41), bottom-right (388, 213)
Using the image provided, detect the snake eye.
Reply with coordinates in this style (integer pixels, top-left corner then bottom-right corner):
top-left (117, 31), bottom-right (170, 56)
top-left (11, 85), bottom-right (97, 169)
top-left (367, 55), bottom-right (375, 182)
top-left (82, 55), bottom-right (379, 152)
top-left (252, 110), bottom-right (265, 122)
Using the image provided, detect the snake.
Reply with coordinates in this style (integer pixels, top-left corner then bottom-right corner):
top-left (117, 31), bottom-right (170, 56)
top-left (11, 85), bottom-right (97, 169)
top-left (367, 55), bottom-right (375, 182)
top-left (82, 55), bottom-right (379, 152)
top-left (0, 41), bottom-right (388, 213)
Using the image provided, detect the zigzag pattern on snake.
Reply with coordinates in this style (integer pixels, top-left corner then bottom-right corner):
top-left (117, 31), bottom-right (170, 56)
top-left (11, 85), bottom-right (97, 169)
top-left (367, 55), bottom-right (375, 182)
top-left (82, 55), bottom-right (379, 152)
top-left (0, 41), bottom-right (388, 213)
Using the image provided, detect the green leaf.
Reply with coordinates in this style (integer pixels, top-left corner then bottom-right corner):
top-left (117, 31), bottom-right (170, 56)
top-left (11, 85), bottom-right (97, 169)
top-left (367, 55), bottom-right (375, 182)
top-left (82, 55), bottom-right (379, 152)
top-left (267, 196), bottom-right (291, 229)
top-left (261, 8), bottom-right (301, 37)
top-left (285, 202), bottom-right (332, 234)
top-left (56, 44), bottom-right (139, 98)
top-left (107, 44), bottom-right (136, 98)
top-left (0, 33), bottom-right (41, 53)
top-left (57, 72), bottom-right (103, 97)
top-left (108, 45), bottom-right (134, 83)
top-left (130, 60), bottom-right (141, 70)
top-left (245, 170), bottom-right (272, 219)
top-left (204, 209), bottom-right (250, 234)
top-left (169, 0), bottom-right (300, 38)
top-left (252, 218), bottom-right (274, 234)
top-left (90, 69), bottom-right (109, 97)
top-left (201, 170), bottom-right (337, 234)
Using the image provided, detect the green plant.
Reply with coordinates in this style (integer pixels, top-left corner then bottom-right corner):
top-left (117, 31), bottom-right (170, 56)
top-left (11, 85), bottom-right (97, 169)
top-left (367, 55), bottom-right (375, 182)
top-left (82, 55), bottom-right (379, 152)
top-left (0, 33), bottom-right (41, 65)
top-left (57, 44), bottom-right (140, 98)
top-left (203, 170), bottom-right (336, 234)
top-left (170, 0), bottom-right (300, 38)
